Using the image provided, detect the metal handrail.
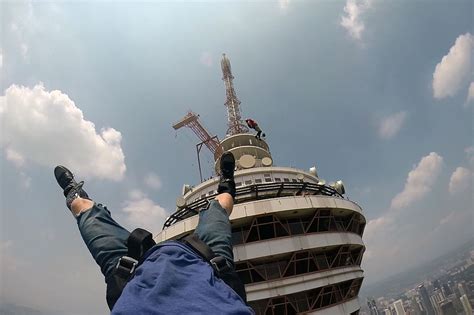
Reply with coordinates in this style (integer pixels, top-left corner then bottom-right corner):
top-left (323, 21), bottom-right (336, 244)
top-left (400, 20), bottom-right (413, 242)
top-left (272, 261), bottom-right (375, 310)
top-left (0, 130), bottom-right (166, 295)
top-left (162, 181), bottom-right (343, 229)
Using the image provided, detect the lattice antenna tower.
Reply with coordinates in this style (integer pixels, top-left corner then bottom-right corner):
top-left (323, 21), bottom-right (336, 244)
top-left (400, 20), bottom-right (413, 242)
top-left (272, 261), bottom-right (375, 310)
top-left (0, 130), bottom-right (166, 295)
top-left (221, 54), bottom-right (249, 136)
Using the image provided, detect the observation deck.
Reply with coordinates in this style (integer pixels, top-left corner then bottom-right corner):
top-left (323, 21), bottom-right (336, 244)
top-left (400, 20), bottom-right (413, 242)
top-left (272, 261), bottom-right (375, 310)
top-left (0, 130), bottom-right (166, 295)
top-left (160, 133), bottom-right (366, 314)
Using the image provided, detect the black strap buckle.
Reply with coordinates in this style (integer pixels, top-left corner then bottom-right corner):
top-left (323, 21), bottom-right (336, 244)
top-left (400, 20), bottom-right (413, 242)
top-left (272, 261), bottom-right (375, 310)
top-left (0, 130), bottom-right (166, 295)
top-left (116, 256), bottom-right (138, 276)
top-left (210, 256), bottom-right (231, 275)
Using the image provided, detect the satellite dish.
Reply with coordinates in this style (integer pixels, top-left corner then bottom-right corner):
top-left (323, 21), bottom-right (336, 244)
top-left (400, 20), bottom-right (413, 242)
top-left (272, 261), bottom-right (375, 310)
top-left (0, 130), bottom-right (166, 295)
top-left (261, 157), bottom-right (273, 167)
top-left (182, 184), bottom-right (192, 195)
top-left (334, 180), bottom-right (345, 195)
top-left (176, 197), bottom-right (187, 208)
top-left (309, 166), bottom-right (318, 178)
top-left (239, 154), bottom-right (256, 169)
top-left (318, 179), bottom-right (326, 185)
top-left (297, 174), bottom-right (304, 181)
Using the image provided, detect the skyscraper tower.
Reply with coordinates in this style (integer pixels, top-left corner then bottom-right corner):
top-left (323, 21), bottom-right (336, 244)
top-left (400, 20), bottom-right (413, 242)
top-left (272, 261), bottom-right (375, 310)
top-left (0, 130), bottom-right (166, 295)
top-left (460, 294), bottom-right (473, 314)
top-left (393, 300), bottom-right (406, 315)
top-left (418, 284), bottom-right (435, 315)
top-left (161, 54), bottom-right (367, 314)
top-left (439, 300), bottom-right (456, 315)
top-left (368, 297), bottom-right (380, 315)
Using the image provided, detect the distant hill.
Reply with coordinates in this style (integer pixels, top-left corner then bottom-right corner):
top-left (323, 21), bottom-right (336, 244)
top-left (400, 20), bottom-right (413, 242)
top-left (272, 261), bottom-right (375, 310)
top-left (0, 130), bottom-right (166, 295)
top-left (0, 303), bottom-right (68, 315)
top-left (0, 303), bottom-right (45, 315)
top-left (361, 238), bottom-right (474, 299)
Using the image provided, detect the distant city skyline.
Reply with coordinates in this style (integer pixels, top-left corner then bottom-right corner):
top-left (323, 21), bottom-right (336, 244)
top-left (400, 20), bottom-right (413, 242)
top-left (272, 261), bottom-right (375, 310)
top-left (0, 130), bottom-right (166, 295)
top-left (363, 242), bottom-right (474, 314)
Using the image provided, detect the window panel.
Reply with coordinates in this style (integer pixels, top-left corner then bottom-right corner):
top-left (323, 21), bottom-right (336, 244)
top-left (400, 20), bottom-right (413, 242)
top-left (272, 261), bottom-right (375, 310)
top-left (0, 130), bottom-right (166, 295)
top-left (249, 279), bottom-right (363, 315)
top-left (246, 226), bottom-right (259, 242)
top-left (231, 230), bottom-right (244, 245)
top-left (231, 209), bottom-right (364, 247)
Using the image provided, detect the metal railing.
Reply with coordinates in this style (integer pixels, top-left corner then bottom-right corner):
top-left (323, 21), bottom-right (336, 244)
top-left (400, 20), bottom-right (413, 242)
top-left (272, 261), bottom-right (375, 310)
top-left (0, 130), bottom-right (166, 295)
top-left (163, 181), bottom-right (344, 229)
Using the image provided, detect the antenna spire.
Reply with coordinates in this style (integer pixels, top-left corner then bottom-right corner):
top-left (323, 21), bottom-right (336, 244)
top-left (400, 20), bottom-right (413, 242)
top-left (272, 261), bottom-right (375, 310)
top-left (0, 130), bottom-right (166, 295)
top-left (221, 54), bottom-right (249, 136)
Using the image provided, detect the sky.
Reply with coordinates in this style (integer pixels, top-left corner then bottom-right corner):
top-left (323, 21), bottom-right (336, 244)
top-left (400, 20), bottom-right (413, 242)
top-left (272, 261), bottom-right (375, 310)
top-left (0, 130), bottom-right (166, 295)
top-left (0, 0), bottom-right (472, 314)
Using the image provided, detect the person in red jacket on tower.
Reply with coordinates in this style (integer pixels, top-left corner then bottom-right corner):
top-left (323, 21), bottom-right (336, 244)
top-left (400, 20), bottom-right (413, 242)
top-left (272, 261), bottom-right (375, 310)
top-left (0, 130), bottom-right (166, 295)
top-left (245, 118), bottom-right (265, 140)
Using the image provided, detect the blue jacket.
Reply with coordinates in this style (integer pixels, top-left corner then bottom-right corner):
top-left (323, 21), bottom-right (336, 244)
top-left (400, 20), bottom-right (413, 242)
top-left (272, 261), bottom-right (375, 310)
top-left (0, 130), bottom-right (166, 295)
top-left (112, 241), bottom-right (254, 314)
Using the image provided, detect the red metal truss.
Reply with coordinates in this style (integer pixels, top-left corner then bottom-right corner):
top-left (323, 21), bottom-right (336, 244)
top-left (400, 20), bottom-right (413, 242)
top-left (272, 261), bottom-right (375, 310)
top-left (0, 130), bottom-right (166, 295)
top-left (172, 111), bottom-right (222, 157)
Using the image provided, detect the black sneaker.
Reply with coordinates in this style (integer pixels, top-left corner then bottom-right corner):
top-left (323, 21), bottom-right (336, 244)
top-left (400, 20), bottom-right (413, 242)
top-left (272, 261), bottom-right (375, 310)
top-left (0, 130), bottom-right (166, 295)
top-left (54, 165), bottom-right (90, 209)
top-left (218, 152), bottom-right (236, 198)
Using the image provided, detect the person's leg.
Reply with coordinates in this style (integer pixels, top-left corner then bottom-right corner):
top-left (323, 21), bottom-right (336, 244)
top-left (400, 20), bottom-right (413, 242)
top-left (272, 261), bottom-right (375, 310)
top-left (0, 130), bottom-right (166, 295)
top-left (70, 197), bottom-right (94, 216)
top-left (215, 192), bottom-right (234, 216)
top-left (191, 152), bottom-right (247, 300)
top-left (54, 166), bottom-right (130, 282)
top-left (195, 152), bottom-right (236, 265)
top-left (194, 192), bottom-right (248, 301)
top-left (73, 197), bottom-right (130, 281)
top-left (254, 126), bottom-right (262, 140)
top-left (194, 193), bottom-right (234, 266)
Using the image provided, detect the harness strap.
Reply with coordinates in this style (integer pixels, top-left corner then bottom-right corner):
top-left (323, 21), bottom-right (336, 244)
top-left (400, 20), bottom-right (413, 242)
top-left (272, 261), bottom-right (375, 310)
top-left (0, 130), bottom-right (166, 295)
top-left (106, 228), bottom-right (156, 310)
top-left (127, 228), bottom-right (156, 259)
top-left (181, 234), bottom-right (246, 302)
top-left (181, 234), bottom-right (232, 275)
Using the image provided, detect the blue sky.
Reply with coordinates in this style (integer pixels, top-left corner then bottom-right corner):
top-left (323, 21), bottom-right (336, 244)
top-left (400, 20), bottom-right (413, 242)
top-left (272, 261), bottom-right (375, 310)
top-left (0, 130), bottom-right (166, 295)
top-left (1, 1), bottom-right (472, 314)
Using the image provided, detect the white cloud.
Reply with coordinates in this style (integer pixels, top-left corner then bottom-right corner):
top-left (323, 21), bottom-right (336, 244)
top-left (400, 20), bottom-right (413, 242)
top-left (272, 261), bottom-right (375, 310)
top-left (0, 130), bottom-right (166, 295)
top-left (378, 111), bottom-right (407, 139)
top-left (0, 240), bottom-right (20, 273)
top-left (363, 156), bottom-right (470, 284)
top-left (391, 152), bottom-right (443, 210)
top-left (466, 146), bottom-right (474, 168)
top-left (279, 0), bottom-right (290, 11)
top-left (466, 82), bottom-right (474, 104)
top-left (145, 172), bottom-right (162, 190)
top-left (364, 216), bottom-right (393, 242)
top-left (340, 0), bottom-right (372, 40)
top-left (7, 1), bottom-right (35, 60)
top-left (433, 33), bottom-right (473, 99)
top-left (0, 240), bottom-right (13, 252)
top-left (0, 84), bottom-right (126, 181)
top-left (5, 147), bottom-right (25, 167)
top-left (20, 43), bottom-right (29, 59)
top-left (122, 190), bottom-right (169, 233)
top-left (439, 211), bottom-right (458, 226)
top-left (449, 167), bottom-right (471, 194)
top-left (20, 171), bottom-right (32, 189)
top-left (363, 204), bottom-right (472, 284)
top-left (362, 151), bottom-right (469, 280)
top-left (200, 52), bottom-right (213, 67)
top-left (364, 152), bottom-right (443, 246)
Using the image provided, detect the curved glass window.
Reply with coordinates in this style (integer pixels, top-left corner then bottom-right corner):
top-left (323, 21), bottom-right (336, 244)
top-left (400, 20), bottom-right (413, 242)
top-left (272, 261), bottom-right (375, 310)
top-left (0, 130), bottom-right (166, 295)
top-left (231, 209), bottom-right (365, 246)
top-left (249, 278), bottom-right (363, 314)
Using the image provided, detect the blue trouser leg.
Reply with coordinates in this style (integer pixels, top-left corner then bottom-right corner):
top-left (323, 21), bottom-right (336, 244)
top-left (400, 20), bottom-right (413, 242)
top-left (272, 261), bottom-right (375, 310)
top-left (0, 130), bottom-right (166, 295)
top-left (194, 200), bottom-right (234, 269)
top-left (76, 203), bottom-right (130, 281)
top-left (194, 200), bottom-right (249, 302)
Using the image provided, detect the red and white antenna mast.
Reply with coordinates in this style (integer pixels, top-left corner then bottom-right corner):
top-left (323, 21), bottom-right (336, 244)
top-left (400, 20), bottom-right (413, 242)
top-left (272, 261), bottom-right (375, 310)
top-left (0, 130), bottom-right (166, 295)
top-left (221, 54), bottom-right (249, 136)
